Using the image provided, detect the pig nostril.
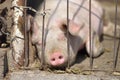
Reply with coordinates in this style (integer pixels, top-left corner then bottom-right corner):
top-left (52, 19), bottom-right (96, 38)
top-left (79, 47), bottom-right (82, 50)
top-left (59, 55), bottom-right (63, 59)
top-left (51, 58), bottom-right (55, 61)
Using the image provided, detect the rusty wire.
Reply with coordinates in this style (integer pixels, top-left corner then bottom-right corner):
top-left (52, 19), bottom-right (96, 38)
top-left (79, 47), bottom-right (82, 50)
top-left (113, 0), bottom-right (119, 71)
top-left (66, 0), bottom-right (70, 68)
top-left (41, 0), bottom-right (46, 68)
top-left (89, 0), bottom-right (93, 69)
top-left (24, 0), bottom-right (29, 67)
top-left (0, 16), bottom-right (8, 35)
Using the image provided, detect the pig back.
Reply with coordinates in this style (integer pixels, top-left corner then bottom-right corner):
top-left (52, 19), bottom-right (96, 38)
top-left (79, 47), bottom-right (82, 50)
top-left (34, 0), bottom-right (103, 35)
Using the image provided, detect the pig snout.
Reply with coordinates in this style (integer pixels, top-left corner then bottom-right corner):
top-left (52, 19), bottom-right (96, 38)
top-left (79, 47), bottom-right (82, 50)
top-left (50, 52), bottom-right (65, 66)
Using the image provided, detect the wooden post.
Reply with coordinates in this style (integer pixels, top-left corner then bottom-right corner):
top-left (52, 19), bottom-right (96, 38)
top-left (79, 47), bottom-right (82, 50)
top-left (10, 0), bottom-right (25, 69)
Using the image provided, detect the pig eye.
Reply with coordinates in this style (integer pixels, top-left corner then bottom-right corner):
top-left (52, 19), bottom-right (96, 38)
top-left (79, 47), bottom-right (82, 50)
top-left (61, 24), bottom-right (67, 32)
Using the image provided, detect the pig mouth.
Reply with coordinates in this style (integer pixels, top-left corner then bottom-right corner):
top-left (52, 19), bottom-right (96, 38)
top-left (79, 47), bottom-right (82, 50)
top-left (49, 61), bottom-right (68, 68)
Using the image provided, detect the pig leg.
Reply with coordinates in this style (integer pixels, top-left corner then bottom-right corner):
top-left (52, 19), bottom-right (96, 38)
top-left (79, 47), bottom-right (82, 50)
top-left (103, 22), bottom-right (120, 39)
top-left (86, 32), bottom-right (104, 57)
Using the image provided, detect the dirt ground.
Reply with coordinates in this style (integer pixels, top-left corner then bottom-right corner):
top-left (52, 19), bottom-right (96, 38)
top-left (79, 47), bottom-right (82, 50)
top-left (0, 0), bottom-right (120, 79)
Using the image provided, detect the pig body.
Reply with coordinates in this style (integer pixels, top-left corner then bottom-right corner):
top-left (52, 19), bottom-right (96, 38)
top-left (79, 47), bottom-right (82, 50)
top-left (30, 0), bottom-right (104, 67)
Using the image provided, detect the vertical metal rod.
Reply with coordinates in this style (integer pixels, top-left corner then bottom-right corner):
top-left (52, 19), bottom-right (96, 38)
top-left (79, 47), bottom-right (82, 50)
top-left (113, 0), bottom-right (118, 71)
top-left (89, 0), bottom-right (93, 69)
top-left (41, 0), bottom-right (46, 68)
top-left (24, 0), bottom-right (29, 67)
top-left (67, 0), bottom-right (70, 68)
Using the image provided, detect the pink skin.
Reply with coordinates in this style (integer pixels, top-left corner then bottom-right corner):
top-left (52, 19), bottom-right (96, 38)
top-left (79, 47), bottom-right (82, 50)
top-left (50, 52), bottom-right (65, 66)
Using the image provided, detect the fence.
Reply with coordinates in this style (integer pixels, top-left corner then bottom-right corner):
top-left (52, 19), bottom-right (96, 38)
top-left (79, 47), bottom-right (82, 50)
top-left (6, 0), bottom-right (120, 76)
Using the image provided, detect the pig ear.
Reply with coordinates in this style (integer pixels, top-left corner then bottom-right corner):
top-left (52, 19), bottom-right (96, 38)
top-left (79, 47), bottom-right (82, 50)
top-left (27, 15), bottom-right (39, 34)
top-left (27, 15), bottom-right (41, 44)
top-left (27, 15), bottom-right (34, 31)
top-left (58, 19), bottom-right (84, 36)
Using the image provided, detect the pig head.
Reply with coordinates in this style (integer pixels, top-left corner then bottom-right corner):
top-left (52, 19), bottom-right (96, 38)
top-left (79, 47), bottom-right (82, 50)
top-left (29, 0), bottom-right (104, 68)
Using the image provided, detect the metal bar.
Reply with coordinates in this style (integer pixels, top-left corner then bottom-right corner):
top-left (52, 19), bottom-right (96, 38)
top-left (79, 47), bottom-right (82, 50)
top-left (89, 0), bottom-right (93, 69)
top-left (67, 0), bottom-right (70, 68)
top-left (113, 0), bottom-right (118, 71)
top-left (82, 69), bottom-right (120, 73)
top-left (113, 33), bottom-right (120, 70)
top-left (24, 0), bottom-right (29, 67)
top-left (41, 0), bottom-right (46, 68)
